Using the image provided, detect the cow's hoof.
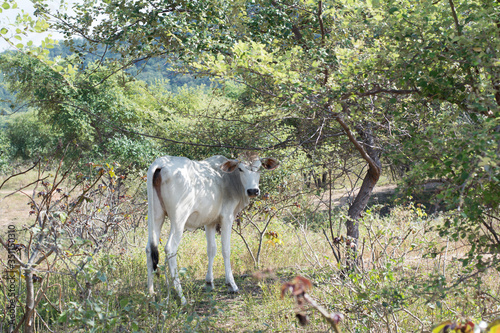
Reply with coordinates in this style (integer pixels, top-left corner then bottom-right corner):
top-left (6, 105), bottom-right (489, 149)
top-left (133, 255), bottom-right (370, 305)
top-left (147, 291), bottom-right (159, 303)
top-left (228, 287), bottom-right (239, 294)
top-left (203, 282), bottom-right (214, 292)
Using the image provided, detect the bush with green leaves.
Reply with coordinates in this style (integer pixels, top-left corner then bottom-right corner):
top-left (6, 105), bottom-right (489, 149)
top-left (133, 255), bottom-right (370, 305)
top-left (0, 52), bottom-right (162, 171)
top-left (0, 129), bottom-right (12, 173)
top-left (5, 111), bottom-right (61, 161)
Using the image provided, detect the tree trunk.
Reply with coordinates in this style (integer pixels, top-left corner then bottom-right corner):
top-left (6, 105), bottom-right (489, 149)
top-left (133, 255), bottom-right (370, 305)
top-left (347, 163), bottom-right (380, 239)
top-left (23, 271), bottom-right (34, 333)
top-left (348, 123), bottom-right (381, 234)
top-left (334, 115), bottom-right (382, 271)
top-left (335, 115), bottom-right (382, 239)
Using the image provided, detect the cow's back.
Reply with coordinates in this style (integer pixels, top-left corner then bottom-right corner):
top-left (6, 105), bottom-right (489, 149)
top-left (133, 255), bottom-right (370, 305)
top-left (149, 155), bottom-right (244, 230)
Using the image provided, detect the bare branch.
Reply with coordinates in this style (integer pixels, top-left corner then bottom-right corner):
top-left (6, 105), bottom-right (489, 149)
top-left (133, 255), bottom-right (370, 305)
top-left (448, 0), bottom-right (462, 36)
top-left (0, 161), bottom-right (39, 191)
top-left (333, 111), bottom-right (381, 176)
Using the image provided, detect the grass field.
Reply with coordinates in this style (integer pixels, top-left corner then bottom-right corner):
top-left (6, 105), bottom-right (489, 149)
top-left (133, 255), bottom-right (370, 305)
top-left (1, 170), bottom-right (499, 332)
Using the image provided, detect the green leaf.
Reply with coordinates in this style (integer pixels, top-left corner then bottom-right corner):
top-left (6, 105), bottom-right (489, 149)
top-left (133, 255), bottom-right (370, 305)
top-left (58, 311), bottom-right (69, 323)
top-left (96, 271), bottom-right (107, 282)
top-left (389, 7), bottom-right (399, 14)
top-left (119, 298), bottom-right (129, 308)
top-left (59, 212), bottom-right (68, 223)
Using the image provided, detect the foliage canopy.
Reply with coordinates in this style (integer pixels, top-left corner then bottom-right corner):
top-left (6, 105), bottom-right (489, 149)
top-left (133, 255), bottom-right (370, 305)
top-left (0, 1), bottom-right (498, 331)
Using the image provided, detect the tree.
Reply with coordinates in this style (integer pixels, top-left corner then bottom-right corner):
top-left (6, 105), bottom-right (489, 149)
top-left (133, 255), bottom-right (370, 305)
top-left (0, 50), bottom-right (161, 172)
top-left (9, 0), bottom-right (499, 274)
top-left (372, 0), bottom-right (500, 273)
top-left (43, 0), bottom-right (407, 260)
top-left (5, 111), bottom-right (60, 160)
top-left (194, 0), bottom-right (500, 271)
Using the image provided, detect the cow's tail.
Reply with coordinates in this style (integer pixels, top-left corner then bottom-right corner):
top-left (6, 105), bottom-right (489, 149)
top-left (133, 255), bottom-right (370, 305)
top-left (151, 243), bottom-right (159, 272)
top-left (147, 163), bottom-right (163, 272)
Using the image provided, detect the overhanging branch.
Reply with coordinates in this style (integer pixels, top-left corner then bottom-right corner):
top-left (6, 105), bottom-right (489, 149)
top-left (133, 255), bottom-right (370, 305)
top-left (332, 108), bottom-right (381, 176)
top-left (341, 86), bottom-right (419, 101)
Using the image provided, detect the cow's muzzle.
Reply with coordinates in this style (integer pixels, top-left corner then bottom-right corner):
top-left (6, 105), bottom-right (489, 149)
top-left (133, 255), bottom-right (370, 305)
top-left (247, 189), bottom-right (260, 197)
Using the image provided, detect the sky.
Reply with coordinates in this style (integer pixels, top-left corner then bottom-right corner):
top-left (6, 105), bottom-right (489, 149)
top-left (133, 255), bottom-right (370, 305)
top-left (0, 0), bottom-right (71, 51)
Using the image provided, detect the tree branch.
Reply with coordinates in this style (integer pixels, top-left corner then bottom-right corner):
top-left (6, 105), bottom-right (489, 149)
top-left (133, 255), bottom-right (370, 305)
top-left (332, 109), bottom-right (381, 175)
top-left (341, 86), bottom-right (419, 101)
top-left (56, 101), bottom-right (293, 151)
top-left (448, 0), bottom-right (462, 36)
top-left (0, 236), bottom-right (27, 268)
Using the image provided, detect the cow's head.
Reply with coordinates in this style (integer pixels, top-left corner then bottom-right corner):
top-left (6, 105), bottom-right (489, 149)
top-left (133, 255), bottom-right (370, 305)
top-left (220, 157), bottom-right (279, 198)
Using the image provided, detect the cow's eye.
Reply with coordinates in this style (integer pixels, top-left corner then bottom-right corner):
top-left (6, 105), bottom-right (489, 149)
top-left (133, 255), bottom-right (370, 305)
top-left (238, 167), bottom-right (243, 172)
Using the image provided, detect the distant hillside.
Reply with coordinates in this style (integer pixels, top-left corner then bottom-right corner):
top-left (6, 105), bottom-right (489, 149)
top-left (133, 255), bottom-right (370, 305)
top-left (47, 40), bottom-right (212, 90)
top-left (0, 40), bottom-right (212, 125)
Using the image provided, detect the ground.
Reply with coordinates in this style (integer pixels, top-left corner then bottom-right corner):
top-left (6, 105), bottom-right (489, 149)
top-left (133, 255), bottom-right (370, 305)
top-left (0, 189), bottom-right (35, 228)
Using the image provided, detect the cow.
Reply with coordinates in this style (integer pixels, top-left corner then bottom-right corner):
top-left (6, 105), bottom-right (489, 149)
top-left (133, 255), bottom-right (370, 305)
top-left (146, 154), bottom-right (279, 305)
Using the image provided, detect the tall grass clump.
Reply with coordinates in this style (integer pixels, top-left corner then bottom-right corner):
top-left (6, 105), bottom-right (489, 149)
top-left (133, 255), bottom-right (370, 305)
top-left (296, 201), bottom-right (500, 332)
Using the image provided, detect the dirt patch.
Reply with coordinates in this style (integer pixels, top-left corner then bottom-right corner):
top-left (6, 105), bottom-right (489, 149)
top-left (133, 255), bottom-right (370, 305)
top-left (311, 182), bottom-right (443, 215)
top-left (312, 184), bottom-right (397, 209)
top-left (0, 189), bottom-right (35, 228)
top-left (0, 170), bottom-right (40, 229)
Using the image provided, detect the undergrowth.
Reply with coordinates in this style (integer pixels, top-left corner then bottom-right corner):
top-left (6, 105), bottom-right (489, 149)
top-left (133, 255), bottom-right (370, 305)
top-left (2, 201), bottom-right (499, 332)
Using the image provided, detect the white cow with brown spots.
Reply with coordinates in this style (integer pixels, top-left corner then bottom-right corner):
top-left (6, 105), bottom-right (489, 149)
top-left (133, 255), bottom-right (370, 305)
top-left (146, 154), bottom-right (279, 304)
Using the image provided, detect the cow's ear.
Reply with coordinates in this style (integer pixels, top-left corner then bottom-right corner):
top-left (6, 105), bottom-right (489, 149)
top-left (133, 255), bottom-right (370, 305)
top-left (220, 160), bottom-right (239, 173)
top-left (261, 158), bottom-right (279, 171)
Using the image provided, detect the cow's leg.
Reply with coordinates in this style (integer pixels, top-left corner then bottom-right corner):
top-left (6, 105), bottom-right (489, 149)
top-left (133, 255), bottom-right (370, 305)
top-left (220, 218), bottom-right (239, 293)
top-left (165, 223), bottom-right (187, 305)
top-left (205, 224), bottom-right (217, 289)
top-left (146, 203), bottom-right (165, 295)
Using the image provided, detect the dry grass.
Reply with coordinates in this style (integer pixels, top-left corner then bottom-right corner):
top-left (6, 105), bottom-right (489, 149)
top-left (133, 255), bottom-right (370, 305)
top-left (0, 190), bottom-right (34, 228)
top-left (0, 170), bottom-right (40, 228)
top-left (1, 170), bottom-right (499, 332)
top-left (13, 210), bottom-right (497, 332)
top-left (0, 172), bottom-right (39, 264)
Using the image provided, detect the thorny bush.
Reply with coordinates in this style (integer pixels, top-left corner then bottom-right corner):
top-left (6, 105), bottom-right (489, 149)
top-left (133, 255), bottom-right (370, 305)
top-left (0, 157), bottom-right (147, 332)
